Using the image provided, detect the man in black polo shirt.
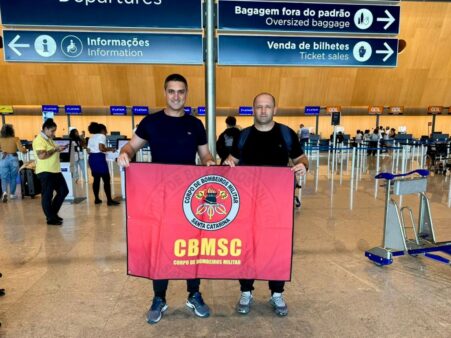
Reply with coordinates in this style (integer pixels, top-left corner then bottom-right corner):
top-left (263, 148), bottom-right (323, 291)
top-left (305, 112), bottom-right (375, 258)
top-left (118, 74), bottom-right (215, 324)
top-left (224, 92), bottom-right (308, 317)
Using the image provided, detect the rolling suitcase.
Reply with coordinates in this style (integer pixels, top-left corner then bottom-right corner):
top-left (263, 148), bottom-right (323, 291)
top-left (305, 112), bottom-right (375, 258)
top-left (20, 168), bottom-right (41, 198)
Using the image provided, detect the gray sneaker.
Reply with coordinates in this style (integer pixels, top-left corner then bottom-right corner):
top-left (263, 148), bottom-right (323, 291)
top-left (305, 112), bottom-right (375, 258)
top-left (2, 192), bottom-right (7, 203)
top-left (269, 293), bottom-right (288, 316)
top-left (186, 292), bottom-right (210, 318)
top-left (146, 297), bottom-right (168, 324)
top-left (236, 291), bottom-right (253, 314)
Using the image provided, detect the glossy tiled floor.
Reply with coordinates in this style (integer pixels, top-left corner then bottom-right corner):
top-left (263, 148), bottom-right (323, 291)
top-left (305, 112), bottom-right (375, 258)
top-left (1, 154), bottom-right (450, 337)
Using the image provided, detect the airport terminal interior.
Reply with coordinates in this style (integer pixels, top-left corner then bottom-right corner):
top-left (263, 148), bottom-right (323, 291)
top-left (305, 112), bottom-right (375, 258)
top-left (1, 0), bottom-right (451, 337)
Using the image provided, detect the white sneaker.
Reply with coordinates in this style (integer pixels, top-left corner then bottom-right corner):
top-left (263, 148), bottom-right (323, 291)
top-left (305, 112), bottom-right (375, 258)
top-left (269, 293), bottom-right (288, 316)
top-left (2, 192), bottom-right (7, 203)
top-left (10, 194), bottom-right (17, 200)
top-left (236, 291), bottom-right (253, 314)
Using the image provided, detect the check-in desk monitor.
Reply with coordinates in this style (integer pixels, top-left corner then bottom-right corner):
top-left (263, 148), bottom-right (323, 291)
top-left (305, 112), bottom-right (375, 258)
top-left (117, 139), bottom-right (129, 152)
top-left (53, 139), bottom-right (74, 201)
top-left (431, 133), bottom-right (448, 142)
top-left (394, 134), bottom-right (413, 142)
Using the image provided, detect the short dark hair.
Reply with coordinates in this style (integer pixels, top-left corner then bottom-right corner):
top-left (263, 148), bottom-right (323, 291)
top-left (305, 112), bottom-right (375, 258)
top-left (1, 124), bottom-right (15, 138)
top-left (225, 116), bottom-right (236, 127)
top-left (42, 118), bottom-right (57, 130)
top-left (164, 73), bottom-right (188, 90)
top-left (98, 124), bottom-right (107, 134)
top-left (69, 128), bottom-right (79, 140)
top-left (88, 122), bottom-right (100, 134)
top-left (253, 92), bottom-right (276, 107)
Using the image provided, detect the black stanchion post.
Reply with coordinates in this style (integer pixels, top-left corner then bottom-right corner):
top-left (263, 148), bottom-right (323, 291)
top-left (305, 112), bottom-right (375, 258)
top-left (431, 114), bottom-right (436, 134)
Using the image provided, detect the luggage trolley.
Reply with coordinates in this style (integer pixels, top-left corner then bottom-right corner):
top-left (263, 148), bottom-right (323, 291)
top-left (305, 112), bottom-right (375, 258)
top-left (365, 169), bottom-right (451, 266)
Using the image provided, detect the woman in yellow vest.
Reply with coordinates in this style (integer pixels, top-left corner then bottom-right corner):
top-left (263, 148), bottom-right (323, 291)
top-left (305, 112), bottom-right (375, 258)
top-left (32, 119), bottom-right (69, 225)
top-left (0, 124), bottom-right (26, 202)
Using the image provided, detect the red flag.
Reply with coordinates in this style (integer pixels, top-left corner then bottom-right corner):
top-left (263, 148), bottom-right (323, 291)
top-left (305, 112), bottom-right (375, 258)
top-left (126, 163), bottom-right (294, 280)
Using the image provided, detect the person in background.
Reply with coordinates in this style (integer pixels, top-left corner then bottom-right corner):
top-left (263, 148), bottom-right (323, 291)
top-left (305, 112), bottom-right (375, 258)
top-left (389, 128), bottom-right (396, 139)
top-left (216, 116), bottom-right (240, 164)
top-left (297, 123), bottom-right (310, 152)
top-left (368, 128), bottom-right (380, 155)
top-left (385, 126), bottom-right (390, 140)
top-left (363, 129), bottom-right (371, 143)
top-left (69, 127), bottom-right (86, 183)
top-left (355, 129), bottom-right (363, 146)
top-left (32, 119), bottom-right (69, 225)
top-left (379, 126), bottom-right (385, 138)
top-left (0, 124), bottom-right (27, 202)
top-left (87, 122), bottom-right (119, 206)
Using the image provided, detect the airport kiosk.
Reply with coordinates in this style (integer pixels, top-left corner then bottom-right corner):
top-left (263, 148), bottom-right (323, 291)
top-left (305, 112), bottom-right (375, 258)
top-left (53, 139), bottom-right (75, 201)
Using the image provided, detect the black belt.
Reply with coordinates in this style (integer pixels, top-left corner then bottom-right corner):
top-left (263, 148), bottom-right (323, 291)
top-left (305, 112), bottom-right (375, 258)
top-left (2, 153), bottom-right (18, 157)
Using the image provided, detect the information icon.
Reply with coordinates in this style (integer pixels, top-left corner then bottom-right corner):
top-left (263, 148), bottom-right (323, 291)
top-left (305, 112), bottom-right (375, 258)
top-left (34, 35), bottom-right (57, 58)
top-left (61, 35), bottom-right (83, 58)
top-left (353, 41), bottom-right (372, 62)
top-left (354, 9), bottom-right (373, 30)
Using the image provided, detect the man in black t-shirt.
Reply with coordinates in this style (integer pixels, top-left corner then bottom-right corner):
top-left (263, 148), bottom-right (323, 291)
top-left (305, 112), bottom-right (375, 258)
top-left (118, 74), bottom-right (215, 325)
top-left (224, 92), bottom-right (308, 317)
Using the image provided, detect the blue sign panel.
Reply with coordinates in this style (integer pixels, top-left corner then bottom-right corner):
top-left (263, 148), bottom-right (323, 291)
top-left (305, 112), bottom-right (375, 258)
top-left (65, 105), bottom-right (81, 115)
top-left (304, 106), bottom-right (320, 115)
top-left (132, 106), bottom-right (149, 116)
top-left (184, 107), bottom-right (193, 115)
top-left (42, 105), bottom-right (59, 113)
top-left (3, 30), bottom-right (203, 65)
top-left (239, 106), bottom-right (253, 116)
top-left (218, 35), bottom-right (398, 67)
top-left (218, 1), bottom-right (400, 35)
top-left (0, 0), bottom-right (202, 30)
top-left (197, 107), bottom-right (206, 116)
top-left (111, 106), bottom-right (127, 116)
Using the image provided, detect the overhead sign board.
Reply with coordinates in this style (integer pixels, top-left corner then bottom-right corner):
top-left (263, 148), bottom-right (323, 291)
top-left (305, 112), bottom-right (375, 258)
top-left (3, 30), bottom-right (203, 65)
top-left (0, 105), bottom-right (14, 114)
top-left (427, 106), bottom-right (442, 115)
top-left (111, 106), bottom-right (127, 116)
top-left (389, 106), bottom-right (404, 115)
top-left (239, 106), bottom-right (253, 115)
top-left (0, 0), bottom-right (202, 30)
top-left (132, 106), bottom-right (149, 116)
top-left (218, 1), bottom-right (400, 35)
top-left (368, 106), bottom-right (383, 115)
top-left (42, 105), bottom-right (59, 113)
top-left (304, 106), bottom-right (320, 115)
top-left (326, 106), bottom-right (341, 114)
top-left (65, 105), bottom-right (81, 115)
top-left (218, 35), bottom-right (398, 67)
top-left (197, 106), bottom-right (206, 116)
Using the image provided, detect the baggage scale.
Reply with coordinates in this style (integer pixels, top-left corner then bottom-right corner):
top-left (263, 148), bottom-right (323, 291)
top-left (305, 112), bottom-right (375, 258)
top-left (365, 169), bottom-right (451, 266)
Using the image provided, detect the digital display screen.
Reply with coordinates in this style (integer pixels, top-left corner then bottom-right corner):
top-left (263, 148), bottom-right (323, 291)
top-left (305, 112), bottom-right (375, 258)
top-left (54, 140), bottom-right (71, 153)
